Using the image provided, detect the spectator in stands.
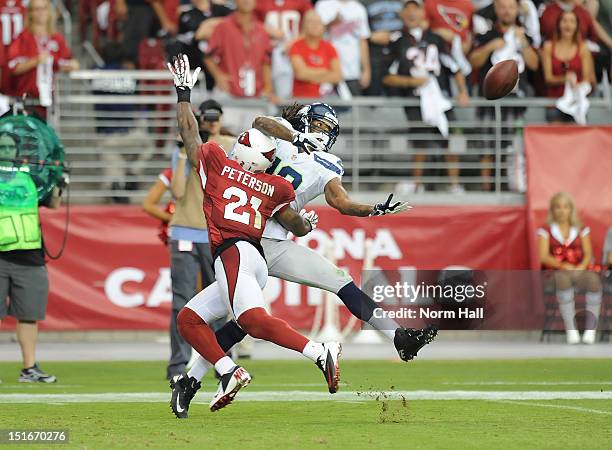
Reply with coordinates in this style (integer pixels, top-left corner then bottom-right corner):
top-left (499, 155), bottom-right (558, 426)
top-left (542, 10), bottom-right (594, 123)
top-left (541, 0), bottom-right (611, 83)
top-left (204, 0), bottom-right (274, 100)
top-left (383, 0), bottom-right (469, 193)
top-left (7, 0), bottom-right (79, 110)
top-left (256, 0), bottom-right (313, 100)
top-left (538, 192), bottom-right (602, 345)
top-left (473, 0), bottom-right (541, 48)
top-left (175, 0), bottom-right (232, 91)
top-left (470, 0), bottom-right (539, 190)
top-left (166, 99), bottom-right (234, 379)
top-left (363, 0), bottom-right (404, 96)
top-left (0, 0), bottom-right (26, 96)
top-left (289, 10), bottom-right (343, 98)
top-left (315, 0), bottom-right (372, 95)
top-left (0, 131), bottom-right (63, 383)
top-left (540, 0), bottom-right (612, 45)
top-left (424, 0), bottom-right (474, 74)
top-left (142, 167), bottom-right (175, 246)
top-left (116, 0), bottom-right (178, 61)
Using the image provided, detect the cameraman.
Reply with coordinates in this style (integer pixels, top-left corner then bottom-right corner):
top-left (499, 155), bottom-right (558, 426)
top-left (166, 99), bottom-right (234, 379)
top-left (0, 131), bottom-right (63, 383)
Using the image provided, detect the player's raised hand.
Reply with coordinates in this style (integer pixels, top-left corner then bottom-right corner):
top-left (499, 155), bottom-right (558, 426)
top-left (167, 53), bottom-right (201, 91)
top-left (292, 131), bottom-right (327, 154)
top-left (369, 194), bottom-right (412, 216)
top-left (299, 209), bottom-right (319, 231)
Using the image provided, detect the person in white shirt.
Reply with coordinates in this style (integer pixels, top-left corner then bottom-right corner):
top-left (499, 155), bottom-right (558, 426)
top-left (315, 0), bottom-right (372, 95)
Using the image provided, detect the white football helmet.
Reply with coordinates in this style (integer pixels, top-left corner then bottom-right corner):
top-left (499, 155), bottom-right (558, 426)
top-left (231, 128), bottom-right (277, 173)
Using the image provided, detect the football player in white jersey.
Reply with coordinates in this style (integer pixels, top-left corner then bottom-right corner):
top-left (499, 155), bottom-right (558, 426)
top-left (170, 102), bottom-right (437, 418)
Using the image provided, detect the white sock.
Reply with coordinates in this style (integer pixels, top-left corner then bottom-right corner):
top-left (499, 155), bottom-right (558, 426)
top-left (366, 318), bottom-right (397, 341)
top-left (556, 288), bottom-right (576, 331)
top-left (585, 291), bottom-right (602, 330)
top-left (187, 357), bottom-right (212, 381)
top-left (302, 341), bottom-right (324, 362)
top-left (214, 356), bottom-right (236, 376)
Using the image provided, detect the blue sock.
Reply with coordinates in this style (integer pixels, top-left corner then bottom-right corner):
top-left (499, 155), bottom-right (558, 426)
top-left (337, 282), bottom-right (398, 341)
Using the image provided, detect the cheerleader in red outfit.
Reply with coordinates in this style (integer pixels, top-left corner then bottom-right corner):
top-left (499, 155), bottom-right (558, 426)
top-left (538, 192), bottom-right (602, 344)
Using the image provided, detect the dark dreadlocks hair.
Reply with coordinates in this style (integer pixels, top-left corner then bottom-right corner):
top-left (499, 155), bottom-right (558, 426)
top-left (281, 102), bottom-right (305, 129)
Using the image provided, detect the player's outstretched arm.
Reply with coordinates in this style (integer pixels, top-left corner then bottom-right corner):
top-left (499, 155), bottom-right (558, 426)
top-left (168, 54), bottom-right (202, 168)
top-left (324, 178), bottom-right (374, 217)
top-left (252, 116), bottom-right (327, 153)
top-left (325, 180), bottom-right (412, 216)
top-left (275, 207), bottom-right (318, 237)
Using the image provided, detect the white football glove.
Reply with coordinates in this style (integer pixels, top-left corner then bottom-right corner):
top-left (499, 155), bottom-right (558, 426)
top-left (369, 194), bottom-right (412, 216)
top-left (167, 53), bottom-right (201, 90)
top-left (299, 209), bottom-right (319, 231)
top-left (292, 131), bottom-right (327, 153)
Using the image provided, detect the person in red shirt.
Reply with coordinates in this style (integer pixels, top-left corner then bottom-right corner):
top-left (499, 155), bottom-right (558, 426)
top-left (538, 192), bottom-right (602, 345)
top-left (0, 0), bottom-right (26, 95)
top-left (255, 0), bottom-right (313, 99)
top-left (542, 9), bottom-right (594, 123)
top-left (7, 0), bottom-right (79, 107)
top-left (289, 10), bottom-right (342, 97)
top-left (167, 54), bottom-right (341, 414)
top-left (204, 0), bottom-right (274, 99)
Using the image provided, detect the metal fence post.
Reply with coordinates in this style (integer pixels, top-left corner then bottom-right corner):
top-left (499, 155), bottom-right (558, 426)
top-left (352, 104), bottom-right (360, 192)
top-left (494, 101), bottom-right (502, 194)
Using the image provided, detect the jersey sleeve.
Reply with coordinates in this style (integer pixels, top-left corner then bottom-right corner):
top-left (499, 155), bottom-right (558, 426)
top-left (313, 152), bottom-right (343, 191)
top-left (271, 178), bottom-right (296, 216)
top-left (7, 35), bottom-right (26, 72)
top-left (55, 33), bottom-right (72, 68)
top-left (357, 5), bottom-right (371, 39)
top-left (159, 168), bottom-right (173, 187)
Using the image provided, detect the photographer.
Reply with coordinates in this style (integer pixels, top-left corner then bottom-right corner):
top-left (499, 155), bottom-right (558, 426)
top-left (0, 131), bottom-right (63, 383)
top-left (166, 99), bottom-right (234, 379)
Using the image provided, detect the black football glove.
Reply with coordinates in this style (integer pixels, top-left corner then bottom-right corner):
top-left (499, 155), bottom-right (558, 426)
top-left (370, 194), bottom-right (412, 216)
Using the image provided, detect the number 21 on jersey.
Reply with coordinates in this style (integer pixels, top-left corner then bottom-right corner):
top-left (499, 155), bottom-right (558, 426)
top-left (223, 186), bottom-right (263, 229)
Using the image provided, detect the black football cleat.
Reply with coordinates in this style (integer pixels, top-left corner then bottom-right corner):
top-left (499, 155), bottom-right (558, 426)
top-left (315, 342), bottom-right (342, 394)
top-left (170, 373), bottom-right (201, 418)
top-left (394, 325), bottom-right (438, 361)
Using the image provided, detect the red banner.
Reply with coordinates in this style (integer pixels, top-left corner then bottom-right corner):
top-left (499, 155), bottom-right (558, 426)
top-left (525, 126), bottom-right (612, 268)
top-left (0, 204), bottom-right (534, 331)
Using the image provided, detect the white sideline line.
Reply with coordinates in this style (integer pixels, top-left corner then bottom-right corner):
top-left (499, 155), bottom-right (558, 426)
top-left (1, 390), bottom-right (612, 404)
top-left (494, 400), bottom-right (612, 416)
top-left (445, 382), bottom-right (612, 386)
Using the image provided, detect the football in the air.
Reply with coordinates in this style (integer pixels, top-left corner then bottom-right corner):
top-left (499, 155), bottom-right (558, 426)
top-left (483, 60), bottom-right (519, 100)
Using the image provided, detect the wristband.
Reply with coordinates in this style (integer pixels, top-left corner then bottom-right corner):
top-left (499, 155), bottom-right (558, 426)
top-left (176, 86), bottom-right (191, 103)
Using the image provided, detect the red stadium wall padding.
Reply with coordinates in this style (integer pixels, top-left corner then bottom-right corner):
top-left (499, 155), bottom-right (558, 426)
top-left (0, 205), bottom-right (535, 332)
top-left (524, 126), bottom-right (612, 268)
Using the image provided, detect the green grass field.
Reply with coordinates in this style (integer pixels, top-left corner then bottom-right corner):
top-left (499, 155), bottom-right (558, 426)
top-left (1, 359), bottom-right (611, 449)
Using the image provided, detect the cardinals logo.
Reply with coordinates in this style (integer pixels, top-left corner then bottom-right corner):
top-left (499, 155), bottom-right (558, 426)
top-left (437, 5), bottom-right (469, 32)
top-left (238, 131), bottom-right (251, 146)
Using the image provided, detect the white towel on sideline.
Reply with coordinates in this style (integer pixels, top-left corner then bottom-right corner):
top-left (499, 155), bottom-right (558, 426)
top-left (417, 75), bottom-right (452, 137)
top-left (556, 80), bottom-right (591, 125)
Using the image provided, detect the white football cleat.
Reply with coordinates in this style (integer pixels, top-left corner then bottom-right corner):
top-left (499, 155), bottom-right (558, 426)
top-left (209, 365), bottom-right (252, 412)
top-left (582, 330), bottom-right (596, 345)
top-left (566, 329), bottom-right (581, 345)
top-left (315, 342), bottom-right (342, 394)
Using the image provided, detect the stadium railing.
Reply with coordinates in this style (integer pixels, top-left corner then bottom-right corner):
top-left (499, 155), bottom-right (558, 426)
top-left (52, 71), bottom-right (612, 204)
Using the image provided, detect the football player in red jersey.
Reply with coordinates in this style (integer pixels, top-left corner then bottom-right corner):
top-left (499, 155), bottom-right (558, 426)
top-left (0, 0), bottom-right (25, 94)
top-left (167, 54), bottom-right (342, 416)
